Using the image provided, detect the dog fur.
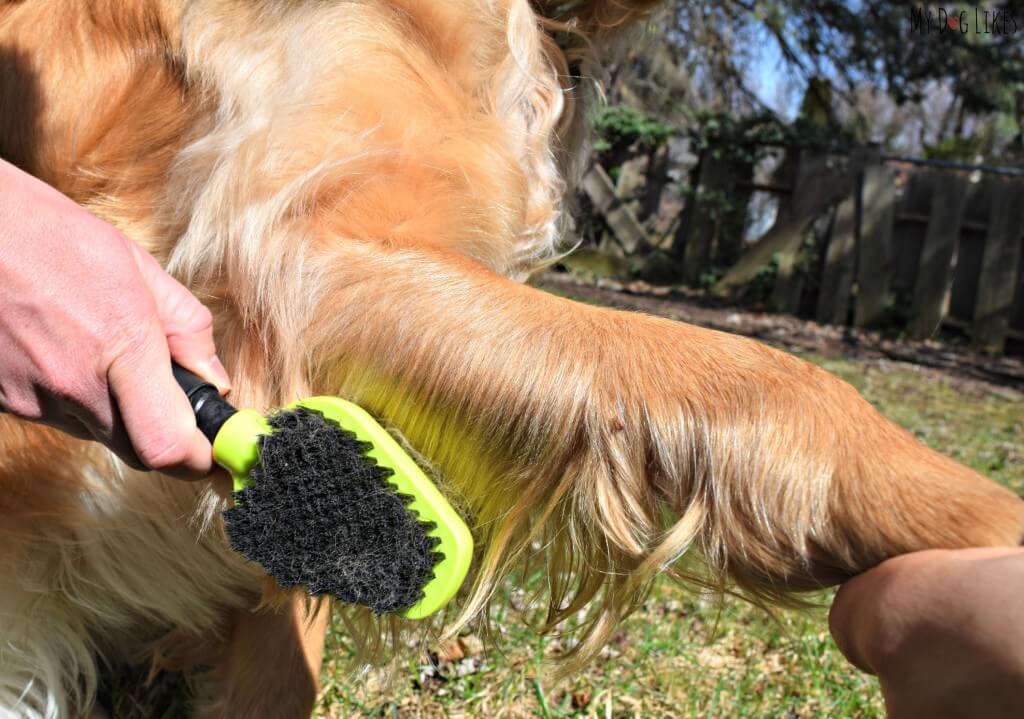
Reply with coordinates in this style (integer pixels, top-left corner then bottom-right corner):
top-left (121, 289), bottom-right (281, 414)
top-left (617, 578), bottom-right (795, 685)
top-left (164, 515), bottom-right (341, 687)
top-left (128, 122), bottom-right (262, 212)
top-left (1, 1), bottom-right (1022, 716)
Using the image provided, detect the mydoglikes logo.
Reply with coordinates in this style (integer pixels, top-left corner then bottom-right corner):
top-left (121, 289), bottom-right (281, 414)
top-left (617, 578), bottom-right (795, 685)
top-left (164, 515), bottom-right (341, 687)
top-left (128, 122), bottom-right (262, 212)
top-left (910, 6), bottom-right (1020, 34)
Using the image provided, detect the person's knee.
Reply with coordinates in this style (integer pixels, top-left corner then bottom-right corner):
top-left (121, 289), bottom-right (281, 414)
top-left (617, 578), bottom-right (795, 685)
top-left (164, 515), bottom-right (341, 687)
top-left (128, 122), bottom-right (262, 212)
top-left (832, 546), bottom-right (1024, 712)
top-left (830, 549), bottom-right (963, 674)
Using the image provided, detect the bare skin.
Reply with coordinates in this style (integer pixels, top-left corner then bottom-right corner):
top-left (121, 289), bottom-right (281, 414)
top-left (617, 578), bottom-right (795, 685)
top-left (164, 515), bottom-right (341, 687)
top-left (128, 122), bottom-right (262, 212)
top-left (830, 547), bottom-right (1024, 718)
top-left (0, 159), bottom-right (230, 478)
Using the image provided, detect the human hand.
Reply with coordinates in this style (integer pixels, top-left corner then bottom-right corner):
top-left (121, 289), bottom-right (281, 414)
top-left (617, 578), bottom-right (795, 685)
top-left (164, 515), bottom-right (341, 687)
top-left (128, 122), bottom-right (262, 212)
top-left (0, 159), bottom-right (231, 478)
top-left (829, 546), bottom-right (1024, 718)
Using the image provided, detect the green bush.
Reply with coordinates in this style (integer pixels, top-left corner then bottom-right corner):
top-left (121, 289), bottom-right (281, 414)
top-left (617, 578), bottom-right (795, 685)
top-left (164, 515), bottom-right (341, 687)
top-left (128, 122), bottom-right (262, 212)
top-left (592, 104), bottom-right (675, 154)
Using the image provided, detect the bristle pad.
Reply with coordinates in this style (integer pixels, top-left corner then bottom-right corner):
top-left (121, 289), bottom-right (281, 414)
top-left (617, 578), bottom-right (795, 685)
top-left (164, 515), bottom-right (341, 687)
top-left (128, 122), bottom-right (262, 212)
top-left (223, 407), bottom-right (443, 613)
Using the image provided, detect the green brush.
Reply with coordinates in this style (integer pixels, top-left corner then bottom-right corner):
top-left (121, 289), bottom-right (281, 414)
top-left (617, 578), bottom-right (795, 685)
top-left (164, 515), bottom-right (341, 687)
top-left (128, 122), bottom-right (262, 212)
top-left (172, 362), bottom-right (473, 619)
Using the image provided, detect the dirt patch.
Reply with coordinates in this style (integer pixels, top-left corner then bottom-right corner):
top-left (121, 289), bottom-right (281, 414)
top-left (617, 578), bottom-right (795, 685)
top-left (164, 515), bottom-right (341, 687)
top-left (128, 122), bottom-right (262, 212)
top-left (538, 272), bottom-right (1024, 398)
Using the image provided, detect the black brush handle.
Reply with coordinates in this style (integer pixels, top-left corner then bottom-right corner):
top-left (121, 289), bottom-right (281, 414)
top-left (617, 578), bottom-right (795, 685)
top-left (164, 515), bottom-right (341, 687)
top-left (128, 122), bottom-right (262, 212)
top-left (172, 361), bottom-right (238, 443)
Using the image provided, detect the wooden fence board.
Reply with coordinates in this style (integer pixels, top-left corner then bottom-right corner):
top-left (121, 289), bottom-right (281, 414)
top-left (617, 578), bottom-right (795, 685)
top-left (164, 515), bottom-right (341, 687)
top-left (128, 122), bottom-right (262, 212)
top-left (972, 181), bottom-right (1024, 353)
top-left (815, 191), bottom-right (857, 323)
top-left (854, 161), bottom-right (896, 327)
top-left (676, 152), bottom-right (739, 284)
top-left (816, 148), bottom-right (875, 324)
top-left (770, 247), bottom-right (804, 313)
top-left (1013, 243), bottom-right (1024, 334)
top-left (582, 164), bottom-right (647, 254)
top-left (909, 172), bottom-right (968, 339)
top-left (891, 173), bottom-right (936, 298)
top-left (713, 158), bottom-right (754, 268)
top-left (949, 178), bottom-right (996, 323)
top-left (1007, 240), bottom-right (1024, 333)
top-left (949, 226), bottom-right (986, 324)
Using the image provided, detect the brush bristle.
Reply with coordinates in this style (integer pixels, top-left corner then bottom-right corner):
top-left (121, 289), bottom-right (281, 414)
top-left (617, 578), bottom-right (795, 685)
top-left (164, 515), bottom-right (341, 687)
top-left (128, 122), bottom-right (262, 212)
top-left (222, 407), bottom-right (443, 614)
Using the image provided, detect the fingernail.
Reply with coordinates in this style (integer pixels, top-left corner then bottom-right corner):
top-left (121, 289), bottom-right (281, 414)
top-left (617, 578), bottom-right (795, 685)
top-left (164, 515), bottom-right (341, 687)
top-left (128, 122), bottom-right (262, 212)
top-left (209, 356), bottom-right (232, 391)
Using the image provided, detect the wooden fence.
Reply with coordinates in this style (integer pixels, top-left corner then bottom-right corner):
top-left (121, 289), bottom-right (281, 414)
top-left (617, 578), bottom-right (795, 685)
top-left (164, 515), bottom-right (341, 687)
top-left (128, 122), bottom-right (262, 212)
top-left (583, 144), bottom-right (1024, 355)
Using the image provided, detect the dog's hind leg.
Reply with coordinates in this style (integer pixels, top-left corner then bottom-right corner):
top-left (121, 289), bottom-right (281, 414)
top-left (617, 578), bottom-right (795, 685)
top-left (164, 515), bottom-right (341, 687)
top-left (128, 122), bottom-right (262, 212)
top-left (191, 595), bottom-right (330, 719)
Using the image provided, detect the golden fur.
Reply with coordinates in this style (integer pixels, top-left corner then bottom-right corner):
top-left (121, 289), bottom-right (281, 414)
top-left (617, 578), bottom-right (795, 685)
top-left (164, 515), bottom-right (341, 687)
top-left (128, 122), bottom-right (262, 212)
top-left (0, 1), bottom-right (1021, 716)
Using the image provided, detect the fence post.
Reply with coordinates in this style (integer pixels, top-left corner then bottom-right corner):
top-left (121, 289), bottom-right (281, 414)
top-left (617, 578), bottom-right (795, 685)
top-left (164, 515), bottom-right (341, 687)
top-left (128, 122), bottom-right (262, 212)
top-left (713, 158), bottom-right (754, 269)
top-left (908, 172), bottom-right (968, 339)
top-left (675, 150), bottom-right (734, 284)
top-left (853, 158), bottom-right (897, 327)
top-left (816, 147), bottom-right (876, 324)
top-left (972, 180), bottom-right (1024, 353)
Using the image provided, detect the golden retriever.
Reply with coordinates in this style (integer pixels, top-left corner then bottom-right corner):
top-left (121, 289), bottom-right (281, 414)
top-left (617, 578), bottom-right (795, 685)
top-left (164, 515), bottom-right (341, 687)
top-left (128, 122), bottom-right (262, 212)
top-left (1, 1), bottom-right (1021, 716)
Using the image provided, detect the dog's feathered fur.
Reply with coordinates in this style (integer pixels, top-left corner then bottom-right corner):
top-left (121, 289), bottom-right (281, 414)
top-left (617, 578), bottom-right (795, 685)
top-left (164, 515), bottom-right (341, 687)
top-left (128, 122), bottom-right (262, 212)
top-left (1, 1), bottom-right (1022, 716)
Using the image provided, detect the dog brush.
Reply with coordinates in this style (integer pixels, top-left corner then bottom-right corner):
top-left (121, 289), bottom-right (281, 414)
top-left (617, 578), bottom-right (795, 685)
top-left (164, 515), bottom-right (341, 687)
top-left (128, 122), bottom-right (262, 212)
top-left (171, 362), bottom-right (473, 618)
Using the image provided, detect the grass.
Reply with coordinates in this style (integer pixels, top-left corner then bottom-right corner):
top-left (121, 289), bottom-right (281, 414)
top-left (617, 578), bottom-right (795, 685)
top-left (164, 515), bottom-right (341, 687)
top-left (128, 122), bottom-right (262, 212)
top-left (316, 355), bottom-right (1024, 718)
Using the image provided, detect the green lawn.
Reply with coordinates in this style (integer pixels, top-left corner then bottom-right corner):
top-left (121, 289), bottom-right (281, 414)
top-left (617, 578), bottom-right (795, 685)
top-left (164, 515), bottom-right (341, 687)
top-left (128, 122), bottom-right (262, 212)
top-left (317, 355), bottom-right (1024, 718)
